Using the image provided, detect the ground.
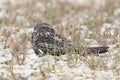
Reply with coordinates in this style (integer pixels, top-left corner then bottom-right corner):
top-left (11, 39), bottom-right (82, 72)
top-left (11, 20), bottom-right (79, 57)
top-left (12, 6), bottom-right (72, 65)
top-left (0, 0), bottom-right (120, 80)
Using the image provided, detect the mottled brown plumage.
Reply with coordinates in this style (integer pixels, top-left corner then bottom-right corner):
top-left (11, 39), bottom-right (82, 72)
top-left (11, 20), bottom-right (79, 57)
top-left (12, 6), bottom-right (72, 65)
top-left (31, 23), bottom-right (109, 56)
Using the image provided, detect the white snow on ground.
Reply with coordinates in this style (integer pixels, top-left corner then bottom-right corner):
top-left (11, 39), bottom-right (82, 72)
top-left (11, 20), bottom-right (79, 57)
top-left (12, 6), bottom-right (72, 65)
top-left (0, 49), bottom-right (11, 63)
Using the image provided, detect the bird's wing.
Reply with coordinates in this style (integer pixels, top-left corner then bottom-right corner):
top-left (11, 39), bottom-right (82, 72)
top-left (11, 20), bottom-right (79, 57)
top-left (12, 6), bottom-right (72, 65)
top-left (87, 46), bottom-right (109, 54)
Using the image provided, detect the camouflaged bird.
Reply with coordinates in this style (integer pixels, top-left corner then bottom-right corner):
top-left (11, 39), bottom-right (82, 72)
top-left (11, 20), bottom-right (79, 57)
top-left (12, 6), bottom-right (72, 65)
top-left (31, 23), bottom-right (109, 56)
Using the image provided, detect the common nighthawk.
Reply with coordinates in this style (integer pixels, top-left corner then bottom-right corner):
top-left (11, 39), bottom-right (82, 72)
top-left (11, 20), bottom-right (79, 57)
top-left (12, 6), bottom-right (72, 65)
top-left (31, 23), bottom-right (109, 56)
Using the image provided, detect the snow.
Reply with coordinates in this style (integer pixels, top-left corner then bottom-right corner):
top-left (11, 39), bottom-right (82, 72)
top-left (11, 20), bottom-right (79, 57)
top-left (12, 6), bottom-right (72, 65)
top-left (0, 49), bottom-right (12, 63)
top-left (0, 10), bottom-right (8, 19)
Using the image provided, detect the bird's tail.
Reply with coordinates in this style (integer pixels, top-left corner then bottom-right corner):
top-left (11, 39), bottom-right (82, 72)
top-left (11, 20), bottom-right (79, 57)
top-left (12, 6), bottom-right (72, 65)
top-left (87, 46), bottom-right (109, 54)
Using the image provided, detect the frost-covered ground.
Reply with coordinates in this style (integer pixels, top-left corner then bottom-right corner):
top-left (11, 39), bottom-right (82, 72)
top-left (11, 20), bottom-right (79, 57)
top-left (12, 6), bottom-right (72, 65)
top-left (0, 0), bottom-right (120, 80)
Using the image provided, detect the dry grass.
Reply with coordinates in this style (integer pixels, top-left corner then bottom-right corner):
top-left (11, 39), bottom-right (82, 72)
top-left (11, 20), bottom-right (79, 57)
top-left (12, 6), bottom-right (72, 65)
top-left (9, 33), bottom-right (29, 65)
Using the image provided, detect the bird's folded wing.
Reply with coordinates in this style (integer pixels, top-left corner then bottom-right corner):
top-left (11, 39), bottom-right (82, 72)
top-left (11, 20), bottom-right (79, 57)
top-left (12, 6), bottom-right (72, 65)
top-left (87, 46), bottom-right (109, 54)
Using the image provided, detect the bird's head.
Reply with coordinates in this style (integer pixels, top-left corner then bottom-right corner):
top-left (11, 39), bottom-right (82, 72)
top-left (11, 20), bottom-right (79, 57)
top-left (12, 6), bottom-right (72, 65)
top-left (34, 23), bottom-right (55, 33)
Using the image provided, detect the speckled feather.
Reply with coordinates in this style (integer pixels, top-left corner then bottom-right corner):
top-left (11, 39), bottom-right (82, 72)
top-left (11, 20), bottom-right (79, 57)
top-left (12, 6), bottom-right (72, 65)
top-left (31, 23), bottom-right (109, 56)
